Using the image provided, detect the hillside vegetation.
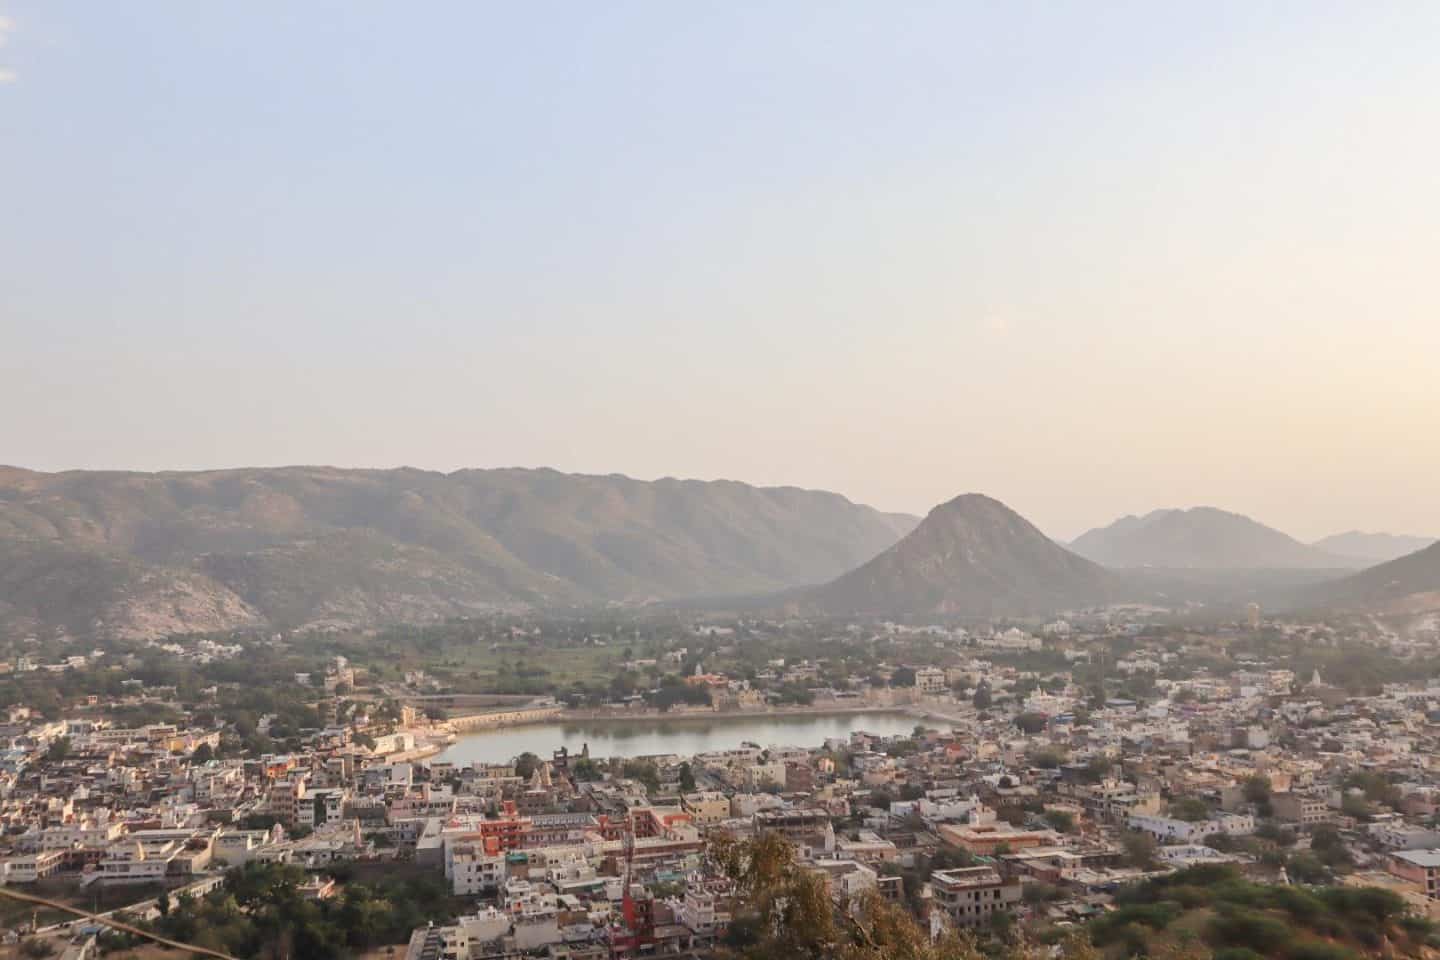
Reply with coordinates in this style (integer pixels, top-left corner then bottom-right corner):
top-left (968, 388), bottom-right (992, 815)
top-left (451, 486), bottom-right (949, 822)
top-left (0, 466), bottom-right (915, 638)
top-left (1087, 864), bottom-right (1434, 960)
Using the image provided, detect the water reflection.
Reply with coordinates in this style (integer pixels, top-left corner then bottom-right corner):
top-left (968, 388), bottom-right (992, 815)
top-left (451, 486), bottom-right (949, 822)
top-left (434, 710), bottom-right (918, 765)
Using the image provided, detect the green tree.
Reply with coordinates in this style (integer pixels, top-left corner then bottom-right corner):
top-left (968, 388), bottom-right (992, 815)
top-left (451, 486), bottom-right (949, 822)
top-left (1286, 851), bottom-right (1328, 884)
top-left (712, 831), bottom-right (999, 960)
top-left (1243, 774), bottom-right (1272, 805)
top-left (1044, 810), bottom-right (1077, 834)
top-left (1169, 796), bottom-right (1212, 822)
top-left (1029, 748), bottom-right (1065, 769)
top-left (1014, 712), bottom-right (1048, 735)
top-left (1122, 830), bottom-right (1159, 869)
top-left (1341, 793), bottom-right (1374, 821)
top-left (514, 751), bottom-right (541, 779)
top-left (622, 759), bottom-right (661, 794)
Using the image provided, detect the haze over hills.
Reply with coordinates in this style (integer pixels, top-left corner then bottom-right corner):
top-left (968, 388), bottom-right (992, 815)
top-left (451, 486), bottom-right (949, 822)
top-left (801, 493), bottom-right (1116, 618)
top-left (1310, 531), bottom-right (1437, 566)
top-left (1300, 541), bottom-right (1440, 615)
top-left (6, 464), bottom-right (1438, 638)
top-left (1070, 507), bottom-right (1351, 570)
top-left (0, 466), bottom-right (917, 639)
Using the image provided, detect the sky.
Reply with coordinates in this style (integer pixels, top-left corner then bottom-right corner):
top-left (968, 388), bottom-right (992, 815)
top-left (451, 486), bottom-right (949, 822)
top-left (2, 2), bottom-right (1438, 542)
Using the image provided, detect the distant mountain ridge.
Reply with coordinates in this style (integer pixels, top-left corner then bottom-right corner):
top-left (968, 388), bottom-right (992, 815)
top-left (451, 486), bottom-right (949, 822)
top-left (801, 493), bottom-right (1115, 617)
top-left (1301, 541), bottom-right (1440, 615)
top-left (0, 465), bottom-right (918, 638)
top-left (1071, 507), bottom-right (1351, 570)
top-left (1310, 531), bottom-right (1436, 566)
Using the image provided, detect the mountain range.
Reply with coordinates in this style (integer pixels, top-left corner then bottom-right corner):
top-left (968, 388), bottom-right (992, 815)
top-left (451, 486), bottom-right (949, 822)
top-left (3, 465), bottom-right (1439, 638)
top-left (0, 466), bottom-right (916, 638)
top-left (798, 500), bottom-right (1440, 619)
top-left (1070, 507), bottom-right (1351, 570)
top-left (1310, 531), bottom-right (1436, 566)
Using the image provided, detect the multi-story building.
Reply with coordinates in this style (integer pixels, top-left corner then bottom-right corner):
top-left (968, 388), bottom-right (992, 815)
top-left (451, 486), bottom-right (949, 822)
top-left (1126, 813), bottom-right (1255, 844)
top-left (268, 776), bottom-right (307, 829)
top-left (1370, 822), bottom-right (1440, 851)
top-left (1271, 794), bottom-right (1333, 828)
top-left (402, 909), bottom-right (511, 960)
top-left (938, 821), bottom-right (1059, 856)
top-left (785, 761), bottom-right (815, 794)
top-left (755, 809), bottom-right (835, 851)
top-left (444, 839), bottom-right (507, 895)
top-left (677, 881), bottom-right (731, 937)
top-left (682, 792), bottom-right (731, 825)
top-left (0, 850), bottom-right (66, 883)
top-left (214, 827), bottom-right (284, 867)
top-left (914, 667), bottom-right (948, 696)
top-left (1390, 849), bottom-right (1440, 899)
top-left (930, 866), bottom-right (1023, 928)
top-left (38, 820), bottom-right (125, 851)
top-left (810, 859), bottom-right (878, 901)
top-left (523, 813), bottom-right (597, 848)
top-left (297, 788), bottom-right (349, 831)
top-left (835, 830), bottom-right (898, 863)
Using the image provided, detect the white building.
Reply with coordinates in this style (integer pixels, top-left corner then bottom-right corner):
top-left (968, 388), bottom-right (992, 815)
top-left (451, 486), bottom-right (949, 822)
top-left (444, 838), bottom-right (507, 895)
top-left (1127, 813), bottom-right (1256, 844)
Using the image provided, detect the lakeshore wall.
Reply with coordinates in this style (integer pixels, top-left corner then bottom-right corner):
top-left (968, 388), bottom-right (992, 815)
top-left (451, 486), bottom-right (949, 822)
top-left (447, 706), bottom-right (564, 732)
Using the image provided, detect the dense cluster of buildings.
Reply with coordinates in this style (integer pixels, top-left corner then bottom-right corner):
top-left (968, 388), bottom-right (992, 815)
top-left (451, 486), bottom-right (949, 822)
top-left (5, 621), bottom-right (1440, 957)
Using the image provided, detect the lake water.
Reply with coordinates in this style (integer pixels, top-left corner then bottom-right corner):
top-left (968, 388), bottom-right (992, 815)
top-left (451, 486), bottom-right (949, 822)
top-left (433, 710), bottom-right (919, 765)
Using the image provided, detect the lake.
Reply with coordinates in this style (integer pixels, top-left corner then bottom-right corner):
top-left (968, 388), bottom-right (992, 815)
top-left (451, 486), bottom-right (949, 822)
top-left (433, 710), bottom-right (920, 765)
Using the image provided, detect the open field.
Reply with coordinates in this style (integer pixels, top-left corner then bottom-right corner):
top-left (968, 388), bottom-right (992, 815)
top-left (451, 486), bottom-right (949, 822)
top-left (424, 641), bottom-right (621, 691)
top-left (0, 878), bottom-right (162, 931)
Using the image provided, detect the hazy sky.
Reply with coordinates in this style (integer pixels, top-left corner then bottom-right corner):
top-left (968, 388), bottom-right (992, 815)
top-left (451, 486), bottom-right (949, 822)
top-left (2, 2), bottom-right (1438, 541)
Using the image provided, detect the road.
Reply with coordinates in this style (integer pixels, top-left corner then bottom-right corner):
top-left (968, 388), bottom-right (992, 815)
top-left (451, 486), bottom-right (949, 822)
top-left (34, 874), bottom-right (225, 935)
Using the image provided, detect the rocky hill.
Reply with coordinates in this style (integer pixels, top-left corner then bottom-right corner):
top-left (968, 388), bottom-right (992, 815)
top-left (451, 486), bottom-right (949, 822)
top-left (0, 466), bottom-right (917, 638)
top-left (1071, 507), bottom-right (1350, 570)
top-left (1302, 540), bottom-right (1440, 614)
top-left (801, 493), bottom-right (1115, 617)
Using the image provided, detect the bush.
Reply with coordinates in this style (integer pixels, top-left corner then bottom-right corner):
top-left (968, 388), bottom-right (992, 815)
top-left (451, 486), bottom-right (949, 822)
top-left (1399, 914), bottom-right (1435, 939)
top-left (1266, 885), bottom-right (1326, 923)
top-left (1317, 885), bottom-right (1407, 926)
top-left (1116, 924), bottom-right (1149, 957)
top-left (1043, 810), bottom-right (1076, 833)
top-left (1165, 884), bottom-right (1213, 910)
top-left (1208, 904), bottom-right (1292, 954)
top-left (1287, 942), bottom-right (1360, 960)
top-left (1091, 902), bottom-right (1182, 946)
top-left (1213, 949), bottom-right (1264, 960)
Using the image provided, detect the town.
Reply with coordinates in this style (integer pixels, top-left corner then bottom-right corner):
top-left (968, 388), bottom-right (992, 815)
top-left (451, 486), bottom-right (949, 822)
top-left (1, 608), bottom-right (1438, 959)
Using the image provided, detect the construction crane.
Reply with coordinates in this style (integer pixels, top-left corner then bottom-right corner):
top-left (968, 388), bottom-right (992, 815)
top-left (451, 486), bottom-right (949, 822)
top-left (621, 819), bottom-right (637, 935)
top-left (610, 810), bottom-right (649, 960)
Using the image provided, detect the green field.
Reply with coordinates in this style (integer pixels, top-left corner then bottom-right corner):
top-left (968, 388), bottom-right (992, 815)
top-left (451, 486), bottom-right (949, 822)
top-left (421, 641), bottom-right (620, 693)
